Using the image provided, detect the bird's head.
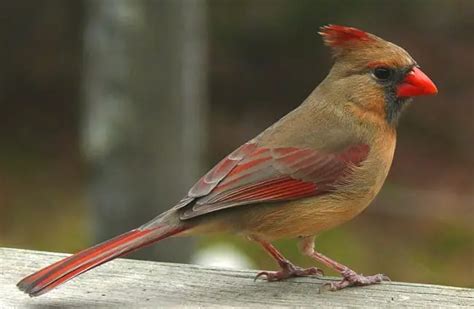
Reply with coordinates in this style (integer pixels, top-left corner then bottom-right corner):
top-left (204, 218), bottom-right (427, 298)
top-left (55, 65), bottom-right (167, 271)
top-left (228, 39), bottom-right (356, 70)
top-left (319, 25), bottom-right (437, 126)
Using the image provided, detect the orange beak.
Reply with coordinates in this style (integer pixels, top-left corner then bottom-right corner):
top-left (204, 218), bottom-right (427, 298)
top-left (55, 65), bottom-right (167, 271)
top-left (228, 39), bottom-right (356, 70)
top-left (397, 67), bottom-right (438, 97)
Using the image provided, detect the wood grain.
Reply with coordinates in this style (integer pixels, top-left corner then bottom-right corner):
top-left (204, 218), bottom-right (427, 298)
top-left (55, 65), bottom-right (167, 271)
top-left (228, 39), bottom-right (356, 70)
top-left (1, 248), bottom-right (472, 308)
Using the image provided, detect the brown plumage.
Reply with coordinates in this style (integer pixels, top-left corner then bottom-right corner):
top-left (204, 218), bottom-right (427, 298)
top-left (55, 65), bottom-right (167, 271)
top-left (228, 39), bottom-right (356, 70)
top-left (18, 25), bottom-right (437, 296)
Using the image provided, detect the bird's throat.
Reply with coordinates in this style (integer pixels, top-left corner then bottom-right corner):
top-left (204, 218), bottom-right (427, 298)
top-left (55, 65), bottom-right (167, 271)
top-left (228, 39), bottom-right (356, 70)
top-left (384, 91), bottom-right (412, 126)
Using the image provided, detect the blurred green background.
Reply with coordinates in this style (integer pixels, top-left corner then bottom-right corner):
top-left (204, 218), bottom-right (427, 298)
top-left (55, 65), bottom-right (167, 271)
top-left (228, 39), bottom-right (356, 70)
top-left (1, 0), bottom-right (473, 288)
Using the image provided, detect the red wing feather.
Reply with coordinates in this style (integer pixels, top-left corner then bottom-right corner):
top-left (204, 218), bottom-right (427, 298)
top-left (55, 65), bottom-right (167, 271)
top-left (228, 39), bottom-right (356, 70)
top-left (178, 141), bottom-right (369, 220)
top-left (187, 142), bottom-right (258, 197)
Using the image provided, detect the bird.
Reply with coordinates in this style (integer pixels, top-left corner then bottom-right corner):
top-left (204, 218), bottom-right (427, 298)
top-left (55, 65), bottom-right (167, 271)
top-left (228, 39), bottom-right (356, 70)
top-left (17, 24), bottom-right (437, 297)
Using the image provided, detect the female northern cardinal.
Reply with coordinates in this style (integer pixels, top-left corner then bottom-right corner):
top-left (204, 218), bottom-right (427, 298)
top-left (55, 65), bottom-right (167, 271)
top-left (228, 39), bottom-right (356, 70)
top-left (18, 25), bottom-right (437, 296)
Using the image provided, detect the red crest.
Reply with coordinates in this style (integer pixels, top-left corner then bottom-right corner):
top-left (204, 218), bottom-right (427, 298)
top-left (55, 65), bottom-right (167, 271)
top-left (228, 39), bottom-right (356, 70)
top-left (319, 25), bottom-right (373, 48)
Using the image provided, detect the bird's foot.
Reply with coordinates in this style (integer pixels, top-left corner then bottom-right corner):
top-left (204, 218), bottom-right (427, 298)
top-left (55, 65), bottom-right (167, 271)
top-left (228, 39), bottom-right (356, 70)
top-left (255, 261), bottom-right (323, 282)
top-left (325, 268), bottom-right (390, 291)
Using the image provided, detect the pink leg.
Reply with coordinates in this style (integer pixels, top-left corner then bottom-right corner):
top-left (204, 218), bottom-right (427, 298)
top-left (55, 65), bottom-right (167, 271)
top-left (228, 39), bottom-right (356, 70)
top-left (252, 237), bottom-right (323, 281)
top-left (299, 236), bottom-right (390, 290)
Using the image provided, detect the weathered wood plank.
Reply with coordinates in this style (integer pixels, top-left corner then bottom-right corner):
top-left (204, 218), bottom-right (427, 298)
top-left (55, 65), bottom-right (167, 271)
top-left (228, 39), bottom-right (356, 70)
top-left (1, 247), bottom-right (473, 308)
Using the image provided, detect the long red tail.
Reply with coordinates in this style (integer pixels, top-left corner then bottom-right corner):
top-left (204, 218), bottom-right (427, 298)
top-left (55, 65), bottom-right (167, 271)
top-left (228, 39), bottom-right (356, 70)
top-left (17, 224), bottom-right (187, 297)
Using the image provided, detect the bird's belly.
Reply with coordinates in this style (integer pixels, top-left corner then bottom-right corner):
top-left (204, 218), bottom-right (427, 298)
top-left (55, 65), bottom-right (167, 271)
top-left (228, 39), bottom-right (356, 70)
top-left (235, 193), bottom-right (374, 240)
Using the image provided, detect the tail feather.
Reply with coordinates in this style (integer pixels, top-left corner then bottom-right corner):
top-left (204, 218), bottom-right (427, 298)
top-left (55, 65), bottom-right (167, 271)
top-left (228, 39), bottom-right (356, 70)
top-left (17, 225), bottom-right (186, 297)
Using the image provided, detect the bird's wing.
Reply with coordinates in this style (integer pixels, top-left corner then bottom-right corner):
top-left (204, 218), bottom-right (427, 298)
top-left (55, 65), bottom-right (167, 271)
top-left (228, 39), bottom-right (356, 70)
top-left (176, 140), bottom-right (369, 220)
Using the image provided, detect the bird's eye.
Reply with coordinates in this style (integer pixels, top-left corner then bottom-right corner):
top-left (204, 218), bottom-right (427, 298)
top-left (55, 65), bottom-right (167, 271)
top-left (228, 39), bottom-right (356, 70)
top-left (373, 67), bottom-right (393, 81)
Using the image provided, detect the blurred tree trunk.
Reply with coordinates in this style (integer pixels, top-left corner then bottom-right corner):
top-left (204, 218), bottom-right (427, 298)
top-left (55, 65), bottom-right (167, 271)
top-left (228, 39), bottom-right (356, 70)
top-left (81, 0), bottom-right (207, 262)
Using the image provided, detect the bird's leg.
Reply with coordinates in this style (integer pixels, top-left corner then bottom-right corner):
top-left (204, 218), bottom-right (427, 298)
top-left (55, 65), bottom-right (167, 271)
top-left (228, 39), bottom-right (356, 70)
top-left (251, 237), bottom-right (324, 281)
top-left (298, 236), bottom-right (390, 290)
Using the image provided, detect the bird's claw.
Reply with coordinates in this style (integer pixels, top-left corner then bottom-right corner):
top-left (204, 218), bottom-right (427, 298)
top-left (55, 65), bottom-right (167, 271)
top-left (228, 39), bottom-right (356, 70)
top-left (324, 268), bottom-right (390, 291)
top-left (255, 265), bottom-right (323, 282)
top-left (254, 271), bottom-right (271, 282)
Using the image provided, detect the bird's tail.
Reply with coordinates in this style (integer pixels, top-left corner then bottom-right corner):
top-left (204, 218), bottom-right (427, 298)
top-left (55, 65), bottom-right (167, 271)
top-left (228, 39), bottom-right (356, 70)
top-left (17, 224), bottom-right (187, 297)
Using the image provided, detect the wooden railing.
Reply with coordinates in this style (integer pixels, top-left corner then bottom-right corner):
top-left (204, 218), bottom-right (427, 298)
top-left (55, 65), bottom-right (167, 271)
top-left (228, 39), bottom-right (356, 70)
top-left (1, 248), bottom-right (473, 307)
